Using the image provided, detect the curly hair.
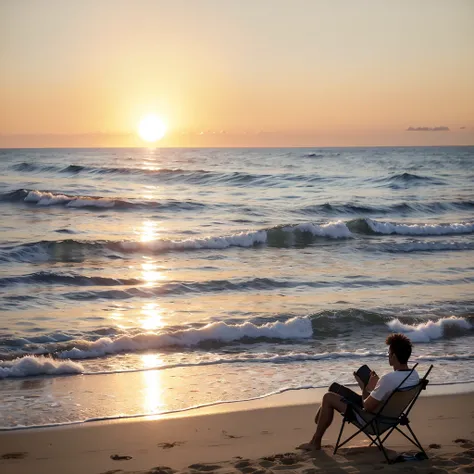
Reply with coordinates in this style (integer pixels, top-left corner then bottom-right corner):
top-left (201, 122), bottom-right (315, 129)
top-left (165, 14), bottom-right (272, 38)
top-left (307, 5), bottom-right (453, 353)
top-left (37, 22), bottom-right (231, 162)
top-left (386, 333), bottom-right (413, 364)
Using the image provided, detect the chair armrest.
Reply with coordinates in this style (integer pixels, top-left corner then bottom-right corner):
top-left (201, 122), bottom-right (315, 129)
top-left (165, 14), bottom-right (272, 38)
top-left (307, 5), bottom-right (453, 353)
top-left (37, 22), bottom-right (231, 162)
top-left (342, 398), bottom-right (379, 417)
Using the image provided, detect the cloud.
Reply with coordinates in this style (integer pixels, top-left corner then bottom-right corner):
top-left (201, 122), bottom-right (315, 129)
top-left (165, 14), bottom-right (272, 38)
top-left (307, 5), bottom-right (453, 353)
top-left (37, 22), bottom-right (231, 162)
top-left (406, 126), bottom-right (450, 132)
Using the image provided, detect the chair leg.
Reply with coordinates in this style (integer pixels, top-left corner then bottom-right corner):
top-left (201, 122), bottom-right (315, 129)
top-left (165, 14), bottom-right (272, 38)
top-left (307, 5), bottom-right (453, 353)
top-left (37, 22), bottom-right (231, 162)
top-left (334, 417), bottom-right (384, 454)
top-left (405, 423), bottom-right (428, 459)
top-left (379, 442), bottom-right (392, 464)
top-left (393, 425), bottom-right (425, 453)
top-left (374, 424), bottom-right (390, 461)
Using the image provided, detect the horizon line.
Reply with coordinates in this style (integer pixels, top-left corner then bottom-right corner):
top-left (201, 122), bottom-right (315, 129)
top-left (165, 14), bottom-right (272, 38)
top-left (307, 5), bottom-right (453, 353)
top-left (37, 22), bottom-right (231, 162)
top-left (2, 144), bottom-right (473, 150)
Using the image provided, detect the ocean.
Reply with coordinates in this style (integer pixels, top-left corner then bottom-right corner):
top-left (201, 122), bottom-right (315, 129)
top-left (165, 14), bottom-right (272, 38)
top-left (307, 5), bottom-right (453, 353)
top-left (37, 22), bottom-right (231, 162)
top-left (0, 146), bottom-right (473, 429)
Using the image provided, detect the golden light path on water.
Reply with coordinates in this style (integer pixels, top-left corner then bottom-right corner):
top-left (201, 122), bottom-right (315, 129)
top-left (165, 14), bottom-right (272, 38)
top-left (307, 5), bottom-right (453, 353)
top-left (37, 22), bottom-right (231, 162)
top-left (139, 219), bottom-right (167, 328)
top-left (141, 261), bottom-right (166, 287)
top-left (140, 219), bottom-right (159, 242)
top-left (107, 217), bottom-right (169, 342)
top-left (141, 354), bottom-right (164, 413)
top-left (140, 302), bottom-right (164, 331)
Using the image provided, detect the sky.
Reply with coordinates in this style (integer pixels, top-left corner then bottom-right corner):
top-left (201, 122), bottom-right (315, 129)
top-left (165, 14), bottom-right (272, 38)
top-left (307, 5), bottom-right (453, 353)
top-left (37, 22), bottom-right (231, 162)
top-left (1, 0), bottom-right (473, 147)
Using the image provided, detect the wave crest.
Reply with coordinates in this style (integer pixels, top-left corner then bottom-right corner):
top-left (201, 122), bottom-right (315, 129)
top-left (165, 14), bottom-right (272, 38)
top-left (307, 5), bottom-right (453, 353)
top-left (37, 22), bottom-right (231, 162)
top-left (348, 218), bottom-right (474, 236)
top-left (2, 218), bottom-right (472, 264)
top-left (0, 189), bottom-right (206, 211)
top-left (57, 317), bottom-right (313, 359)
top-left (387, 316), bottom-right (473, 342)
top-left (0, 356), bottom-right (84, 379)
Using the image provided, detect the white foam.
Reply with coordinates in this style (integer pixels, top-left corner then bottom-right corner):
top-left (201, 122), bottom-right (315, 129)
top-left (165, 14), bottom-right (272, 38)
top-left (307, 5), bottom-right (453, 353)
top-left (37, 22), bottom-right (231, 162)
top-left (0, 356), bottom-right (84, 379)
top-left (23, 190), bottom-right (115, 208)
top-left (120, 230), bottom-right (268, 252)
top-left (367, 218), bottom-right (474, 236)
top-left (24, 190), bottom-right (70, 206)
top-left (387, 316), bottom-right (473, 343)
top-left (58, 317), bottom-right (313, 360)
top-left (292, 221), bottom-right (353, 238)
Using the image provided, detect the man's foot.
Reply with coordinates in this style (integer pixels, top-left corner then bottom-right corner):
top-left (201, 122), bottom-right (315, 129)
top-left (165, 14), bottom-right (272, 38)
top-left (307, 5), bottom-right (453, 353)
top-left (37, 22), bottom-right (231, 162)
top-left (296, 442), bottom-right (322, 451)
top-left (296, 442), bottom-right (313, 451)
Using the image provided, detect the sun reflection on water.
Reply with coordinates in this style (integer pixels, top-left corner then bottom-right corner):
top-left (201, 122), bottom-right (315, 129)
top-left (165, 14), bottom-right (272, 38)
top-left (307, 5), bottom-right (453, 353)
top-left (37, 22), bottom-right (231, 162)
top-left (140, 220), bottom-right (159, 242)
top-left (141, 261), bottom-right (166, 287)
top-left (141, 354), bottom-right (164, 413)
top-left (140, 302), bottom-right (164, 331)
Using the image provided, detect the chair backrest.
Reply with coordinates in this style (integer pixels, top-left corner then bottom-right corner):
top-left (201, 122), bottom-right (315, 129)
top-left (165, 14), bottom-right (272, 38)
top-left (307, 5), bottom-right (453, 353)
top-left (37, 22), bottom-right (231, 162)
top-left (377, 364), bottom-right (433, 421)
top-left (378, 383), bottom-right (422, 419)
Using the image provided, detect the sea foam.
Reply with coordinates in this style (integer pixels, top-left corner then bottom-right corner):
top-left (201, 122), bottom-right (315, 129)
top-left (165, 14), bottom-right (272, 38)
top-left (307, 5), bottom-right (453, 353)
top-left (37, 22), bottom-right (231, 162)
top-left (387, 316), bottom-right (473, 342)
top-left (366, 218), bottom-right (474, 236)
top-left (24, 190), bottom-right (116, 208)
top-left (58, 317), bottom-right (313, 359)
top-left (291, 221), bottom-right (353, 238)
top-left (0, 356), bottom-right (84, 379)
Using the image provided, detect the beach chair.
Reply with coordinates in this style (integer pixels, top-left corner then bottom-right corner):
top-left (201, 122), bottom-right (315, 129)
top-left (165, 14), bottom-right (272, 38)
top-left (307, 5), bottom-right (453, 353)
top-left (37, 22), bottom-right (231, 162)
top-left (333, 364), bottom-right (433, 464)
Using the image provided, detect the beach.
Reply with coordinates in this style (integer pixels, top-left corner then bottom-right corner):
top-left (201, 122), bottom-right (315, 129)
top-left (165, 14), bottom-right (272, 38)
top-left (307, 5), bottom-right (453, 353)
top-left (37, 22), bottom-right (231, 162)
top-left (1, 387), bottom-right (474, 474)
top-left (1, 147), bottom-right (473, 472)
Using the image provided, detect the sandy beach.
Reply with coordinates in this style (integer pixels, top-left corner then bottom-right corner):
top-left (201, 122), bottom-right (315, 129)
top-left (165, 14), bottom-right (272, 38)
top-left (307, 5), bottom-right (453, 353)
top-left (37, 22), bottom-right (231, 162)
top-left (1, 389), bottom-right (473, 474)
top-left (2, 0), bottom-right (474, 472)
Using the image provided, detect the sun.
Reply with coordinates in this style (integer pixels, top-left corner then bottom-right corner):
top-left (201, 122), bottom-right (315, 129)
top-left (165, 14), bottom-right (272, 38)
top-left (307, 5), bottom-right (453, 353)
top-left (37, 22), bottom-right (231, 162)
top-left (137, 114), bottom-right (167, 143)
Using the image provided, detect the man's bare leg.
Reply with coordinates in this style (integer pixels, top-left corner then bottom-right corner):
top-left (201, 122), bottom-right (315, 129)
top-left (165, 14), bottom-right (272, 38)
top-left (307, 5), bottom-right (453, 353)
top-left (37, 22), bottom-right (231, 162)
top-left (314, 407), bottom-right (321, 424)
top-left (299, 392), bottom-right (346, 450)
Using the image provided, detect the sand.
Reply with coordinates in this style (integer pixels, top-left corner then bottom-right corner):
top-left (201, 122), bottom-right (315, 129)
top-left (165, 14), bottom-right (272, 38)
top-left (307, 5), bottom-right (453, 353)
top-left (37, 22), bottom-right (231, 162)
top-left (1, 391), bottom-right (473, 474)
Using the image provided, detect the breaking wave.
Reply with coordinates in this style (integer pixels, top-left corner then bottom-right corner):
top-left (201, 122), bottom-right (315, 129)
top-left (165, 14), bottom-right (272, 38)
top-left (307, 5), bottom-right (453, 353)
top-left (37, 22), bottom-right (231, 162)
top-left (1, 313), bottom-right (472, 369)
top-left (347, 218), bottom-right (474, 236)
top-left (1, 313), bottom-right (473, 379)
top-left (4, 189), bottom-right (474, 217)
top-left (0, 189), bottom-right (207, 211)
top-left (1, 218), bottom-right (472, 263)
top-left (387, 315), bottom-right (473, 343)
top-left (0, 222), bottom-right (350, 263)
top-left (0, 356), bottom-right (84, 379)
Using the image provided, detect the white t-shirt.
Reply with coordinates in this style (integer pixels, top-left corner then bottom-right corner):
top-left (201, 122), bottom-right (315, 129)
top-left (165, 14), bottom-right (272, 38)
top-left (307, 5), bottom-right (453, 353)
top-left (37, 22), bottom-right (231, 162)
top-left (370, 370), bottom-right (420, 402)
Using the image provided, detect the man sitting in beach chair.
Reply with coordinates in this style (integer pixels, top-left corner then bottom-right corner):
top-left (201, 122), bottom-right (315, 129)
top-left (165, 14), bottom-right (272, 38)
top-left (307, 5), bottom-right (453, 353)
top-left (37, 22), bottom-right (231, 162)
top-left (298, 333), bottom-right (419, 451)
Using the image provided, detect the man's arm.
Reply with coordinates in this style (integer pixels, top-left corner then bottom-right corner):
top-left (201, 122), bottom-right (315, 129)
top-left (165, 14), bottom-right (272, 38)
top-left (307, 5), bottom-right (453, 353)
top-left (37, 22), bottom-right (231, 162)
top-left (362, 372), bottom-right (381, 413)
top-left (362, 394), bottom-right (380, 412)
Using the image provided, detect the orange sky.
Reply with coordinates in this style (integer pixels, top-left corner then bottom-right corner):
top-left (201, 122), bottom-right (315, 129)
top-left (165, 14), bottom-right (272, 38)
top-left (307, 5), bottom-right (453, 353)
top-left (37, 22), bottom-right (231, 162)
top-left (1, 0), bottom-right (473, 147)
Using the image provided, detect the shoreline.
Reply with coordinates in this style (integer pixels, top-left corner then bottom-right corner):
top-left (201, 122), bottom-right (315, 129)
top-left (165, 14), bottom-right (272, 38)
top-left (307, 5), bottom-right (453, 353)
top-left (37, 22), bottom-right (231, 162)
top-left (2, 380), bottom-right (474, 433)
top-left (1, 385), bottom-right (474, 473)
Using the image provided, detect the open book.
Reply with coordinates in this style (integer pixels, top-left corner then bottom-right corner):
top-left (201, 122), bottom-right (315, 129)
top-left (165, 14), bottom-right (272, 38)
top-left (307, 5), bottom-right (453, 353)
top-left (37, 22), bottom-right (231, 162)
top-left (328, 364), bottom-right (373, 406)
top-left (354, 364), bottom-right (372, 387)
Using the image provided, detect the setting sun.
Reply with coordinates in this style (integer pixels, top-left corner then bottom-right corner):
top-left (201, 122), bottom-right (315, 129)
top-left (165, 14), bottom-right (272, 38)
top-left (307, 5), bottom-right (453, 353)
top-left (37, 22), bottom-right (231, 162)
top-left (137, 114), bottom-right (167, 143)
